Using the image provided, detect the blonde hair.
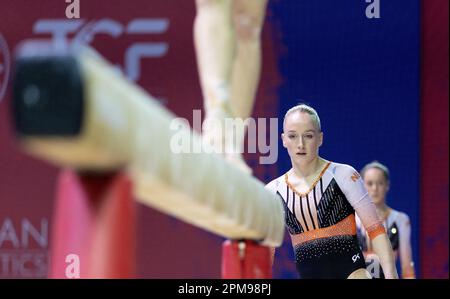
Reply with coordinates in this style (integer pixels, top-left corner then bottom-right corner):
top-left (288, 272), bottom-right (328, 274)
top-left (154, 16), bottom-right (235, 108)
top-left (283, 103), bottom-right (321, 131)
top-left (361, 161), bottom-right (390, 181)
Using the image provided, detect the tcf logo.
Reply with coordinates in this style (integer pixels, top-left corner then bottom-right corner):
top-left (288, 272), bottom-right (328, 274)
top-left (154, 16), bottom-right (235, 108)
top-left (0, 33), bottom-right (10, 103)
top-left (19, 19), bottom-right (169, 83)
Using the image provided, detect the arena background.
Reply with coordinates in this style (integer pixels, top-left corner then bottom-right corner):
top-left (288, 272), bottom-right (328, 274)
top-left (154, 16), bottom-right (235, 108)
top-left (0, 0), bottom-right (447, 278)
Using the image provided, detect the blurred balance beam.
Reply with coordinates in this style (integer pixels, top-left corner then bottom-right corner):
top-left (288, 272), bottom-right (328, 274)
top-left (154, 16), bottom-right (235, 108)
top-left (11, 45), bottom-right (284, 248)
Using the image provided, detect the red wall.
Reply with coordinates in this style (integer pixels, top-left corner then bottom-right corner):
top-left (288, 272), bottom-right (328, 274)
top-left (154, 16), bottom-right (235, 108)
top-left (420, 0), bottom-right (449, 278)
top-left (0, 0), bottom-right (283, 278)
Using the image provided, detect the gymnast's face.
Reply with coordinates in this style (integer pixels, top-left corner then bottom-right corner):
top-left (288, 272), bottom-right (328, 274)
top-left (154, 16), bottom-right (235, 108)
top-left (363, 168), bottom-right (390, 205)
top-left (282, 111), bottom-right (323, 166)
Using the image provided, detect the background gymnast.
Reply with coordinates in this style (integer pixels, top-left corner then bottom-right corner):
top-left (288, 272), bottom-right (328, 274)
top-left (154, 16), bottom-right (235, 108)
top-left (356, 161), bottom-right (416, 279)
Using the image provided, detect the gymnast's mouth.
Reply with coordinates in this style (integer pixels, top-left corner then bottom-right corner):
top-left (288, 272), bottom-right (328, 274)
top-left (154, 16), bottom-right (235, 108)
top-left (296, 152), bottom-right (306, 156)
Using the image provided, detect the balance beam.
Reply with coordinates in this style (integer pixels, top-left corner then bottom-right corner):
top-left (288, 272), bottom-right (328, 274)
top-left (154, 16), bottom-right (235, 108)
top-left (12, 45), bottom-right (284, 247)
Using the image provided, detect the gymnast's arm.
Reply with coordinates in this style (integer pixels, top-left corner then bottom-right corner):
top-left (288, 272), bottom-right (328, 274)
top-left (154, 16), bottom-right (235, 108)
top-left (336, 164), bottom-right (399, 279)
top-left (398, 213), bottom-right (415, 278)
top-left (265, 178), bottom-right (281, 266)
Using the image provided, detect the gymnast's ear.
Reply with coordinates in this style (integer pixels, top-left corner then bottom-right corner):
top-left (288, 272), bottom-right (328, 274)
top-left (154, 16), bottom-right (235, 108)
top-left (281, 133), bottom-right (287, 148)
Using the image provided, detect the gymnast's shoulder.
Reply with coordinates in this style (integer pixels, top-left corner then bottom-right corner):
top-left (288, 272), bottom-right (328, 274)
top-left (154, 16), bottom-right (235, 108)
top-left (265, 175), bottom-right (284, 193)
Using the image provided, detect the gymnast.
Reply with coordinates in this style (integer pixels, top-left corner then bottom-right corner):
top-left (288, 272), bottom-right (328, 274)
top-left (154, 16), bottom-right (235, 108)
top-left (356, 161), bottom-right (416, 278)
top-left (194, 0), bottom-right (268, 174)
top-left (266, 104), bottom-right (398, 279)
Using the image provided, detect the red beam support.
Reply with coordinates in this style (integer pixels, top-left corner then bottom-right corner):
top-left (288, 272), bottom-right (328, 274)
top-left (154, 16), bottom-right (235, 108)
top-left (48, 169), bottom-right (136, 278)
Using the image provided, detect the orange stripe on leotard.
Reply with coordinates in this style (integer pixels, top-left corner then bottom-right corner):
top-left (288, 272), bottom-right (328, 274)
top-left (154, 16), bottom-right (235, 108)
top-left (291, 214), bottom-right (357, 246)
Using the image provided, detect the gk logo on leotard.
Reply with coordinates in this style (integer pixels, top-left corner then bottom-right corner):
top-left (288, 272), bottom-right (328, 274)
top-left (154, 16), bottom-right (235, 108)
top-left (0, 33), bottom-right (10, 103)
top-left (352, 253), bottom-right (361, 263)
